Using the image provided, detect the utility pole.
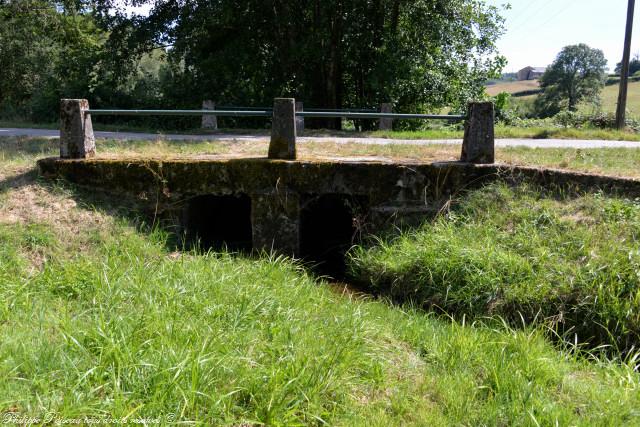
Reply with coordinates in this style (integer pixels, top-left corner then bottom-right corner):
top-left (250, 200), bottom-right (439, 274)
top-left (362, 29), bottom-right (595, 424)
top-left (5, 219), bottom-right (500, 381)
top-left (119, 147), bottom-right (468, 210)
top-left (616, 0), bottom-right (636, 129)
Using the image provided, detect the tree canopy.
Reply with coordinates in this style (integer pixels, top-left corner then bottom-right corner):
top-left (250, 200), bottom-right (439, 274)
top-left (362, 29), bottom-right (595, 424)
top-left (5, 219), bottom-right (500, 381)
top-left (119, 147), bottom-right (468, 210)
top-left (535, 44), bottom-right (607, 117)
top-left (615, 55), bottom-right (640, 76)
top-left (0, 0), bottom-right (506, 127)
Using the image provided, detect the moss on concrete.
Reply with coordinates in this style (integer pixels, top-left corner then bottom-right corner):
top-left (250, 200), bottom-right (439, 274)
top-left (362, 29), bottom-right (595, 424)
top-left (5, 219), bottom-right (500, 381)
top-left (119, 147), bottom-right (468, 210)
top-left (37, 156), bottom-right (640, 255)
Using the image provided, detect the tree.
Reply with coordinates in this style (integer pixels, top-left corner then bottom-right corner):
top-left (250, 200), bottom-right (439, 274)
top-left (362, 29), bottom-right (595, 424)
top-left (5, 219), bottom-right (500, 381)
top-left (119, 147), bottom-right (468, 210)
top-left (0, 0), bottom-right (107, 120)
top-left (96, 0), bottom-right (506, 129)
top-left (614, 54), bottom-right (640, 76)
top-left (535, 44), bottom-right (607, 117)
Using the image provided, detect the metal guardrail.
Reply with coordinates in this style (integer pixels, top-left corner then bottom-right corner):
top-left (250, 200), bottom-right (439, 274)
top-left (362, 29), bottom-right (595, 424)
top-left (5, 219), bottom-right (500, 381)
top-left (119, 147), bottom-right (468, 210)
top-left (218, 106), bottom-right (378, 113)
top-left (86, 109), bottom-right (466, 120)
top-left (298, 112), bottom-right (465, 120)
top-left (86, 109), bottom-right (272, 117)
top-left (305, 108), bottom-right (378, 113)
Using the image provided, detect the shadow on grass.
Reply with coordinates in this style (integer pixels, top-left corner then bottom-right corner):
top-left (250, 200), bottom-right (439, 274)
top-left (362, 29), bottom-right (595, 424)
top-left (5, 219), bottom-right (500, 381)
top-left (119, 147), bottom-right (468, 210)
top-left (0, 168), bottom-right (40, 193)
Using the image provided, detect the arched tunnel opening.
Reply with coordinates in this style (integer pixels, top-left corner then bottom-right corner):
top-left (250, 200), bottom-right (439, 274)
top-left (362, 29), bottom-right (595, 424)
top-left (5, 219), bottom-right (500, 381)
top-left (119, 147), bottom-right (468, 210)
top-left (300, 194), bottom-right (367, 279)
top-left (183, 194), bottom-right (253, 252)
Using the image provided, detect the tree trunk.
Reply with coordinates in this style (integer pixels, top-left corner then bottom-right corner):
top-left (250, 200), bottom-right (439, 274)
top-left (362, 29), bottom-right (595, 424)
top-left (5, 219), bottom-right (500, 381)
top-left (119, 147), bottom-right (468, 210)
top-left (322, 1), bottom-right (343, 129)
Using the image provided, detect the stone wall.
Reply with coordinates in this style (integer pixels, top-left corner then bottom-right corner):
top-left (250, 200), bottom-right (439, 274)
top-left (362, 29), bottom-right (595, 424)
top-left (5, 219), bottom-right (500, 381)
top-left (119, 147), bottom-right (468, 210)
top-left (38, 156), bottom-right (640, 256)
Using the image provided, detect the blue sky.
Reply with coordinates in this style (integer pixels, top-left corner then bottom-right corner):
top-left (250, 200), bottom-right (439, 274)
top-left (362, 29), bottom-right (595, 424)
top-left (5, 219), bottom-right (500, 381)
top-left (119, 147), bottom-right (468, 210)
top-left (124, 1), bottom-right (635, 73)
top-left (487, 0), bottom-right (637, 73)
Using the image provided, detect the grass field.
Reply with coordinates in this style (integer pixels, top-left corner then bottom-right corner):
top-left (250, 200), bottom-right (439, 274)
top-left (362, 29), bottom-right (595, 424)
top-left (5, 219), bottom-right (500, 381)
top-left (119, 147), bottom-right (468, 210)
top-left (2, 139), bottom-right (640, 424)
top-left (582, 80), bottom-right (640, 117)
top-left (485, 79), bottom-right (541, 96)
top-left (505, 80), bottom-right (640, 119)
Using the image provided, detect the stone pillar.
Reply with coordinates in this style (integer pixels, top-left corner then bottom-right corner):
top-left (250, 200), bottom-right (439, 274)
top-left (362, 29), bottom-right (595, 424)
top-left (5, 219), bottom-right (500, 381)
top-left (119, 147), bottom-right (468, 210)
top-left (379, 102), bottom-right (393, 131)
top-left (251, 192), bottom-right (300, 256)
top-left (60, 99), bottom-right (96, 159)
top-left (202, 100), bottom-right (218, 130)
top-left (461, 102), bottom-right (495, 164)
top-left (269, 98), bottom-right (296, 160)
top-left (295, 101), bottom-right (304, 134)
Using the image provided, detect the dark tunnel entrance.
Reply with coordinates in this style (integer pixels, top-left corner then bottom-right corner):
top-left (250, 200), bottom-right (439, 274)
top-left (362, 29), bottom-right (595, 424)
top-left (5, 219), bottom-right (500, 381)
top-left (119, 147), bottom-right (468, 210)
top-left (184, 194), bottom-right (253, 252)
top-left (300, 194), bottom-right (367, 278)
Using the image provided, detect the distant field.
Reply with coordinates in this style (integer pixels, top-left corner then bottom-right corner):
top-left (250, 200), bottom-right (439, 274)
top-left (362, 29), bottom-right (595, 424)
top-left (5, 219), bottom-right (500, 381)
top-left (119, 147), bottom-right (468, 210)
top-left (506, 80), bottom-right (640, 119)
top-left (580, 80), bottom-right (640, 117)
top-left (485, 79), bottom-right (540, 96)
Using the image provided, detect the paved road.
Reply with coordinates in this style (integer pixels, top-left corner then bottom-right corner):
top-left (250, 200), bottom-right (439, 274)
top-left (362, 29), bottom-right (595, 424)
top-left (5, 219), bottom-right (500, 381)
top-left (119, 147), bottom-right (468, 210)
top-left (2, 127), bottom-right (640, 149)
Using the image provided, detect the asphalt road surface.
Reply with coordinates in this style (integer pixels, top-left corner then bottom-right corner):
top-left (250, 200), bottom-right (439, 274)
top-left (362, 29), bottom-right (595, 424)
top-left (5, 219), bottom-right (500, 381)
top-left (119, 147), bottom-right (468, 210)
top-left (2, 127), bottom-right (640, 149)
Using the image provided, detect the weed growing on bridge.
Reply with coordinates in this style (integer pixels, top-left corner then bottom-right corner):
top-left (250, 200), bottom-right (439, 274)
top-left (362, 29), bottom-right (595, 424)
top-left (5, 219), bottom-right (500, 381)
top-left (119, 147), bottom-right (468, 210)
top-left (348, 182), bottom-right (640, 355)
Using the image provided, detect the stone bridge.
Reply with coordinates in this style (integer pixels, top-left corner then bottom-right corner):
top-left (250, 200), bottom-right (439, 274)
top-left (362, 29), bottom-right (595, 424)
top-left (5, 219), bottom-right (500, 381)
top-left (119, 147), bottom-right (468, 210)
top-left (37, 98), bottom-right (640, 273)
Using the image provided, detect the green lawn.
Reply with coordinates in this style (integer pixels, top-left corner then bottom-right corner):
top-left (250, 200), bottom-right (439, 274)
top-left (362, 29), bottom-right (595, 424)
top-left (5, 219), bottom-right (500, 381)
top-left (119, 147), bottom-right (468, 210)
top-left (1, 138), bottom-right (640, 424)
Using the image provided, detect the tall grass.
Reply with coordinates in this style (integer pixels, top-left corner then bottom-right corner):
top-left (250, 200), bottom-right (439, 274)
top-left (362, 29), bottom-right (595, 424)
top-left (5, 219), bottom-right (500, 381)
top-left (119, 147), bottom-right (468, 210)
top-left (348, 182), bottom-right (640, 354)
top-left (0, 207), bottom-right (639, 424)
top-left (2, 136), bottom-right (640, 424)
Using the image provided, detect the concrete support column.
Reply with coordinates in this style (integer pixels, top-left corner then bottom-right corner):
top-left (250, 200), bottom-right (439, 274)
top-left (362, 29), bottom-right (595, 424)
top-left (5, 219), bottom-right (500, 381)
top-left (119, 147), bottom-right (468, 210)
top-left (269, 98), bottom-right (297, 159)
top-left (202, 100), bottom-right (218, 130)
top-left (461, 102), bottom-right (495, 164)
top-left (295, 101), bottom-right (304, 134)
top-left (251, 192), bottom-right (300, 256)
top-left (379, 103), bottom-right (393, 131)
top-left (60, 99), bottom-right (96, 159)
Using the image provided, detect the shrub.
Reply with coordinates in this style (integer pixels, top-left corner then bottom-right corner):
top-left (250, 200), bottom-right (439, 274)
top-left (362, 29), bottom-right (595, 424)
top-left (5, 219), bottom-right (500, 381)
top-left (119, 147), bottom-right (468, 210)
top-left (552, 111), bottom-right (640, 131)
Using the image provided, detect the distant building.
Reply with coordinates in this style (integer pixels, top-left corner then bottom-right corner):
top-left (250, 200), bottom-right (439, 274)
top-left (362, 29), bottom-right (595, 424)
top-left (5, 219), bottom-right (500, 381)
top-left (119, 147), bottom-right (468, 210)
top-left (517, 66), bottom-right (546, 81)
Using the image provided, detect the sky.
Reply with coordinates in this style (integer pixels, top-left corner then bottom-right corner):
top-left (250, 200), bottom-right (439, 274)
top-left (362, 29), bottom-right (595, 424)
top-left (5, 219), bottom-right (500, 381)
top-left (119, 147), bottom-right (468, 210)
top-left (486, 0), bottom-right (638, 73)
top-left (123, 0), bottom-right (636, 74)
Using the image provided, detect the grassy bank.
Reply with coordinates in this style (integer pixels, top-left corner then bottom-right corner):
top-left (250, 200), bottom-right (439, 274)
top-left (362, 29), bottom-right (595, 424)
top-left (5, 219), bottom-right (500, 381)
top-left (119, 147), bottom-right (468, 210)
top-left (1, 151), bottom-right (640, 424)
top-left (348, 182), bottom-right (640, 354)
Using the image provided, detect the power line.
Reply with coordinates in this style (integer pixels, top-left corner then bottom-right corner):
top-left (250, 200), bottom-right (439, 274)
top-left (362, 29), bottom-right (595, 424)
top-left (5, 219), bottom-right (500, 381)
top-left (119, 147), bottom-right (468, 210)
top-left (506, 0), bottom-right (540, 28)
top-left (531, 1), bottom-right (576, 31)
top-left (508, 0), bottom-right (558, 30)
top-left (508, 0), bottom-right (575, 40)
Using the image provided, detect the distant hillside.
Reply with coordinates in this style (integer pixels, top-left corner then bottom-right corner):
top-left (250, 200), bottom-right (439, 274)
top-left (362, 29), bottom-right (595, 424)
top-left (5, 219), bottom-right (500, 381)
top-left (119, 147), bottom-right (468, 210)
top-left (485, 80), bottom-right (541, 96)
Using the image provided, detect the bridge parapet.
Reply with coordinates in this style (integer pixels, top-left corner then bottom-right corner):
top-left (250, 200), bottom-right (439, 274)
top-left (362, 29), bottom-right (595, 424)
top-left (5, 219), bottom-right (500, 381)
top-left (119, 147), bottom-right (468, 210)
top-left (58, 98), bottom-right (494, 164)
